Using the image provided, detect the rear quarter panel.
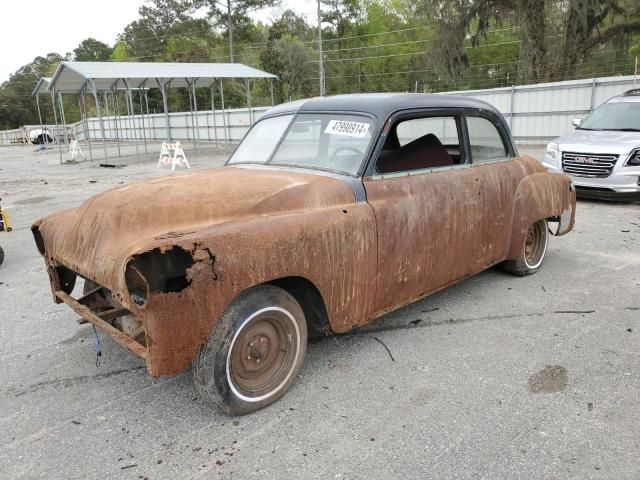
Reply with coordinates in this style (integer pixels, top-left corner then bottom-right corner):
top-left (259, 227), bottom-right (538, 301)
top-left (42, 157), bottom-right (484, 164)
top-left (507, 165), bottom-right (576, 259)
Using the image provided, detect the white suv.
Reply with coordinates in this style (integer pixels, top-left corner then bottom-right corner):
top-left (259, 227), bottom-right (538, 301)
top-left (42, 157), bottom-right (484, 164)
top-left (543, 89), bottom-right (640, 200)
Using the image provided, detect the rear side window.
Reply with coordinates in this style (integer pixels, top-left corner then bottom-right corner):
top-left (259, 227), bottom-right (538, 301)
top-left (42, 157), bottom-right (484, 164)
top-left (376, 115), bottom-right (464, 174)
top-left (467, 116), bottom-right (509, 163)
top-left (396, 117), bottom-right (459, 147)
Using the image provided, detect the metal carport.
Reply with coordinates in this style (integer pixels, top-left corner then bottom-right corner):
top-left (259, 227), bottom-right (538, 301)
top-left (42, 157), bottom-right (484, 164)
top-left (45, 61), bottom-right (278, 163)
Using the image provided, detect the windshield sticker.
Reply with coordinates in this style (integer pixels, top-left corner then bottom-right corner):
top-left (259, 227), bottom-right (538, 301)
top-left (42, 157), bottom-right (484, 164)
top-left (325, 120), bottom-right (370, 138)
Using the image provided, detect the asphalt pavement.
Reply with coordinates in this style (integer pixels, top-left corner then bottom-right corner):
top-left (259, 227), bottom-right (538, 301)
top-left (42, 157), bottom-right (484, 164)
top-left (0, 144), bottom-right (638, 479)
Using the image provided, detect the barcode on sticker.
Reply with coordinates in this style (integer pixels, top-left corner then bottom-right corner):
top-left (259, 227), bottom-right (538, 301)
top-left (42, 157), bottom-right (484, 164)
top-left (325, 120), bottom-right (370, 138)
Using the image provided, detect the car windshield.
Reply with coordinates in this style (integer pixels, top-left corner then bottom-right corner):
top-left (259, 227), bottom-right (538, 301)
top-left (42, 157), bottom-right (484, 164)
top-left (578, 101), bottom-right (640, 131)
top-left (227, 113), bottom-right (376, 175)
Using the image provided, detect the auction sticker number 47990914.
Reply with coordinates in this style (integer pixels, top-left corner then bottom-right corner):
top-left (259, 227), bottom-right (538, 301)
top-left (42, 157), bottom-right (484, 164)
top-left (324, 120), bottom-right (370, 138)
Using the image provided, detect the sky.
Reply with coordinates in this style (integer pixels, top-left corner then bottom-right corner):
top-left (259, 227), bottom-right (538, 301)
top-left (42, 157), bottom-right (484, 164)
top-left (0, 0), bottom-right (318, 83)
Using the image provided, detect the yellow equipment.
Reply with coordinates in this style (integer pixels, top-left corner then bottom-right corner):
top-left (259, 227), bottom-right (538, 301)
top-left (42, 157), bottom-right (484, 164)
top-left (0, 205), bottom-right (12, 232)
top-left (0, 198), bottom-right (11, 266)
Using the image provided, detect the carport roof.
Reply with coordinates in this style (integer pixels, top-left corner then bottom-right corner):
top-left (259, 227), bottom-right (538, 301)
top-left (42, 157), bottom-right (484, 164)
top-left (32, 77), bottom-right (52, 96)
top-left (47, 61), bottom-right (278, 93)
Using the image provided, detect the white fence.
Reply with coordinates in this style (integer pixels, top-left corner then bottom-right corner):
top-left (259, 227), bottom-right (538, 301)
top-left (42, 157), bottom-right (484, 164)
top-left (0, 106), bottom-right (270, 146)
top-left (1, 74), bottom-right (638, 146)
top-left (443, 74), bottom-right (638, 144)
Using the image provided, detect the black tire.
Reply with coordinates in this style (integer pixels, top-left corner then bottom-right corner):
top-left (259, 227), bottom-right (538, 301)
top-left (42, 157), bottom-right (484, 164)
top-left (194, 285), bottom-right (307, 415)
top-left (0, 246), bottom-right (4, 266)
top-left (502, 219), bottom-right (548, 276)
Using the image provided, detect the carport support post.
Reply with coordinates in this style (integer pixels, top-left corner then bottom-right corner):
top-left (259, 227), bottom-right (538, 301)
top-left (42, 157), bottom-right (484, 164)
top-left (35, 94), bottom-right (44, 136)
top-left (590, 78), bottom-right (597, 112)
top-left (144, 90), bottom-right (155, 140)
top-left (120, 91), bottom-right (129, 141)
top-left (102, 90), bottom-right (115, 156)
top-left (269, 79), bottom-right (274, 106)
top-left (112, 88), bottom-right (122, 157)
top-left (79, 90), bottom-right (94, 162)
top-left (102, 91), bottom-right (113, 155)
top-left (58, 92), bottom-right (69, 145)
top-left (88, 80), bottom-right (109, 163)
top-left (158, 79), bottom-right (172, 141)
top-left (186, 78), bottom-right (200, 149)
top-left (210, 82), bottom-right (218, 145)
top-left (50, 89), bottom-right (63, 164)
top-left (192, 80), bottom-right (201, 148)
top-left (245, 79), bottom-right (253, 125)
top-left (123, 80), bottom-right (139, 158)
top-left (130, 88), bottom-right (140, 156)
top-left (138, 89), bottom-right (148, 154)
top-left (220, 79), bottom-right (228, 143)
top-left (206, 84), bottom-right (212, 142)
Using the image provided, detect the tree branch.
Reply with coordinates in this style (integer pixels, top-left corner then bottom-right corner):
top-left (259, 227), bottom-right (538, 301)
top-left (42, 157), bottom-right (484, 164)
top-left (582, 20), bottom-right (640, 51)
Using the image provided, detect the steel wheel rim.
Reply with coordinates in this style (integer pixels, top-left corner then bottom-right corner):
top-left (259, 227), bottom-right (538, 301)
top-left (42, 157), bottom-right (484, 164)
top-left (524, 221), bottom-right (546, 269)
top-left (227, 307), bottom-right (300, 402)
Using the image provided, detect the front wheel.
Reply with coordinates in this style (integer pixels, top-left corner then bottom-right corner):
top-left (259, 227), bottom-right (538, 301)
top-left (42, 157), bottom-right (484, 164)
top-left (0, 245), bottom-right (4, 266)
top-left (502, 219), bottom-right (548, 276)
top-left (194, 285), bottom-right (307, 415)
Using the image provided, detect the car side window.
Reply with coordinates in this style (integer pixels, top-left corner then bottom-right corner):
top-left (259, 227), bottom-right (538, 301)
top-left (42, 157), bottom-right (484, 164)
top-left (466, 116), bottom-right (510, 163)
top-left (376, 115), bottom-right (463, 174)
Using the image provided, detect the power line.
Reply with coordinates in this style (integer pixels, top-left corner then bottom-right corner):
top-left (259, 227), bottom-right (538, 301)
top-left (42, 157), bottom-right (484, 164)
top-left (306, 49), bottom-right (630, 82)
top-left (313, 40), bottom-right (525, 64)
top-left (321, 25), bottom-right (519, 45)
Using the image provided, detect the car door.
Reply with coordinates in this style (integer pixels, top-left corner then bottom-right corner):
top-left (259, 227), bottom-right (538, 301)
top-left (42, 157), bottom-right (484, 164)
top-left (363, 109), bottom-right (518, 317)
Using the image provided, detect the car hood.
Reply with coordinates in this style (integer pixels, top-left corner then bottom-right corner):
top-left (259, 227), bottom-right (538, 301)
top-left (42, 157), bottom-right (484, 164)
top-left (554, 129), bottom-right (640, 155)
top-left (33, 166), bottom-right (356, 288)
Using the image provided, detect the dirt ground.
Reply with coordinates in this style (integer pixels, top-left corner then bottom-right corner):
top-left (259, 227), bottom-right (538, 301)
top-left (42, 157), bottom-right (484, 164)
top-left (0, 144), bottom-right (639, 479)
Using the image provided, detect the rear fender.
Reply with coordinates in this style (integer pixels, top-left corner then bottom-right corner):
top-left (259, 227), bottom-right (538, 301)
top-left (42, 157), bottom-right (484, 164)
top-left (507, 173), bottom-right (575, 259)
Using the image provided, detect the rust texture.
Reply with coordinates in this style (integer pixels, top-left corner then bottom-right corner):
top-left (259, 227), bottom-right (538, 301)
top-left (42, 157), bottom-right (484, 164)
top-left (34, 167), bottom-right (377, 375)
top-left (364, 156), bottom-right (575, 317)
top-left (32, 133), bottom-right (575, 379)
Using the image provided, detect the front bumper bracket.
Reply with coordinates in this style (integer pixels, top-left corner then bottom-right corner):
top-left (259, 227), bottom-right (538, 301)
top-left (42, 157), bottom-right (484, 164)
top-left (55, 290), bottom-right (149, 361)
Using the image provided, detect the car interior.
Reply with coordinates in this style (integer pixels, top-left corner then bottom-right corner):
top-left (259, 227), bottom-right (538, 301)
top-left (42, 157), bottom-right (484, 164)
top-left (376, 117), bottom-right (463, 174)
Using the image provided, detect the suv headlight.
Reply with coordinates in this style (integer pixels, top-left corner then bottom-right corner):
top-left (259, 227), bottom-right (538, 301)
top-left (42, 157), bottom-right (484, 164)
top-left (626, 148), bottom-right (640, 167)
top-left (546, 142), bottom-right (559, 161)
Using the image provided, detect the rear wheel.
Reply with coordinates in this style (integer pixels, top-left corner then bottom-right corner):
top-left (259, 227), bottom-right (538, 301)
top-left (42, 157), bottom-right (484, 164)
top-left (0, 245), bottom-right (4, 266)
top-left (194, 285), bottom-right (307, 415)
top-left (503, 219), bottom-right (548, 276)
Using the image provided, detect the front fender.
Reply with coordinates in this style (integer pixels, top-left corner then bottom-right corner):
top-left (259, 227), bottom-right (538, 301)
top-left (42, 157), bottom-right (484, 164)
top-left (507, 172), bottom-right (576, 259)
top-left (131, 202), bottom-right (377, 376)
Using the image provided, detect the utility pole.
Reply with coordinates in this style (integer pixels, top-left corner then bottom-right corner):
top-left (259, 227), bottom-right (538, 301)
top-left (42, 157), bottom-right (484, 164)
top-left (227, 0), bottom-right (234, 63)
top-left (317, 0), bottom-right (325, 96)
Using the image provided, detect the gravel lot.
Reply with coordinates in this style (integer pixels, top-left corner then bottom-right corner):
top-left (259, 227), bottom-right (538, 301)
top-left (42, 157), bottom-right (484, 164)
top-left (0, 144), bottom-right (639, 480)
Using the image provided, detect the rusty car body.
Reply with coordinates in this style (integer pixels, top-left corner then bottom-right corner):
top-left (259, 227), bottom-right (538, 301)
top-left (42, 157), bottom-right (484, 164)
top-left (33, 93), bottom-right (576, 414)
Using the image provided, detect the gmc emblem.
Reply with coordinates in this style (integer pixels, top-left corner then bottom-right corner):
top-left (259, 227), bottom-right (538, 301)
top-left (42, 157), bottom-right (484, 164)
top-left (573, 156), bottom-right (595, 164)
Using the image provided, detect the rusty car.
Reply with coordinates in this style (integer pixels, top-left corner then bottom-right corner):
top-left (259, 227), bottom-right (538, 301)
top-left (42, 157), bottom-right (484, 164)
top-left (32, 94), bottom-right (576, 414)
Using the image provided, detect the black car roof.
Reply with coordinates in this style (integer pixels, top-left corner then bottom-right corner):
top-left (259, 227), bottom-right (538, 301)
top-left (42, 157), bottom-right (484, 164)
top-left (263, 93), bottom-right (501, 121)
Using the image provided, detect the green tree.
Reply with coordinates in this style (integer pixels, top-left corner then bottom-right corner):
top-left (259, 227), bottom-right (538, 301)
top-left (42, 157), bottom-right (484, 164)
top-left (418, 0), bottom-right (640, 83)
top-left (0, 53), bottom-right (78, 129)
top-left (322, 0), bottom-right (360, 37)
top-left (119, 0), bottom-right (197, 60)
top-left (260, 34), bottom-right (315, 102)
top-left (558, 0), bottom-right (640, 78)
top-left (110, 41), bottom-right (132, 61)
top-left (269, 9), bottom-right (313, 41)
top-left (73, 38), bottom-right (112, 61)
top-left (195, 0), bottom-right (281, 62)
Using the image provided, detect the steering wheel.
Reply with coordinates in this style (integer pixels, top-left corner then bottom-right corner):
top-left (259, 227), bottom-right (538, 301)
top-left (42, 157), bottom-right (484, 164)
top-left (330, 146), bottom-right (364, 163)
